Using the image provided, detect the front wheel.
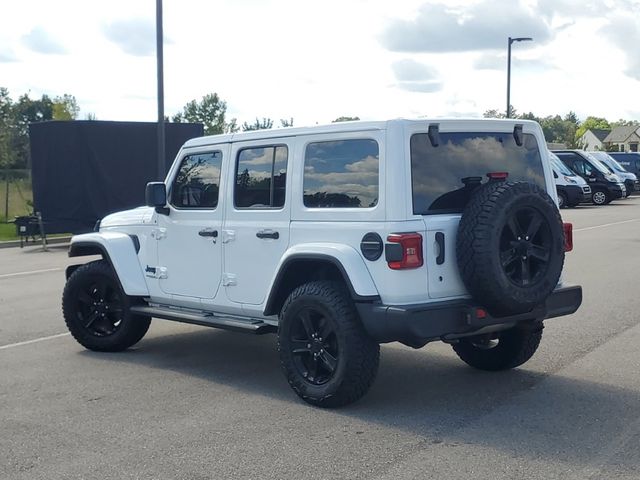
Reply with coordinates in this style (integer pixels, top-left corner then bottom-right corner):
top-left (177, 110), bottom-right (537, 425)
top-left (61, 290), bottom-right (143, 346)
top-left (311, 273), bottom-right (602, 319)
top-left (557, 192), bottom-right (567, 209)
top-left (592, 189), bottom-right (609, 205)
top-left (278, 281), bottom-right (379, 408)
top-left (62, 260), bottom-right (151, 352)
top-left (452, 323), bottom-right (543, 371)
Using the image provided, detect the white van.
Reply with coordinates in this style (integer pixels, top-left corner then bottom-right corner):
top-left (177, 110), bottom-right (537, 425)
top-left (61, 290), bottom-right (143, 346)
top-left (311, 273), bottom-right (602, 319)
top-left (549, 152), bottom-right (591, 208)
top-left (590, 151), bottom-right (638, 197)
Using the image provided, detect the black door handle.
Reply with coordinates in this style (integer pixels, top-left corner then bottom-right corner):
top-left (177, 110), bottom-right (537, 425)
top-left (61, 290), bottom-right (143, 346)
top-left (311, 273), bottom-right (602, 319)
top-left (435, 232), bottom-right (445, 265)
top-left (198, 229), bottom-right (218, 238)
top-left (256, 230), bottom-right (279, 240)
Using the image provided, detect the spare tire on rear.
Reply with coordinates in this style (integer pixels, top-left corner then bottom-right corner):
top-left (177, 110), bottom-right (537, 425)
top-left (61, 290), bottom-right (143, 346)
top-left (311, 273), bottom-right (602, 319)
top-left (456, 181), bottom-right (565, 315)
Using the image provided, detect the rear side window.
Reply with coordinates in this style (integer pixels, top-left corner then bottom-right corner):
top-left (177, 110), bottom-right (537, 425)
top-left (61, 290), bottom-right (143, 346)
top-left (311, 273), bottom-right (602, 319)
top-left (171, 151), bottom-right (222, 209)
top-left (235, 146), bottom-right (288, 208)
top-left (303, 139), bottom-right (379, 208)
top-left (411, 132), bottom-right (545, 214)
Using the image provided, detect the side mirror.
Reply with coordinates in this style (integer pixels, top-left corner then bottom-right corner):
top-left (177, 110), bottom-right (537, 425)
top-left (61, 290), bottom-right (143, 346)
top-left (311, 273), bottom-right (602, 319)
top-left (145, 182), bottom-right (169, 214)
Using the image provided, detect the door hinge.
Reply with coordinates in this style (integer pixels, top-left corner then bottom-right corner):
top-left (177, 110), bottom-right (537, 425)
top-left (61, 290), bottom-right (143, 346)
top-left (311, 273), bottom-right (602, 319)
top-left (145, 265), bottom-right (168, 279)
top-left (222, 273), bottom-right (237, 286)
top-left (222, 230), bottom-right (235, 243)
top-left (151, 228), bottom-right (167, 240)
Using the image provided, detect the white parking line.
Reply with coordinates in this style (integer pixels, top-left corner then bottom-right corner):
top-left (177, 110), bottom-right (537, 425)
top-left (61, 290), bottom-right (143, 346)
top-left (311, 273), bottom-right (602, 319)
top-left (0, 267), bottom-right (63, 279)
top-left (0, 332), bottom-right (70, 351)
top-left (574, 219), bottom-right (640, 232)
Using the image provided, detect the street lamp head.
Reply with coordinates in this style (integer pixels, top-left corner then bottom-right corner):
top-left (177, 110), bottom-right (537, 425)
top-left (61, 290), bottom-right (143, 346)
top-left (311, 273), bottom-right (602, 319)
top-left (509, 37), bottom-right (533, 44)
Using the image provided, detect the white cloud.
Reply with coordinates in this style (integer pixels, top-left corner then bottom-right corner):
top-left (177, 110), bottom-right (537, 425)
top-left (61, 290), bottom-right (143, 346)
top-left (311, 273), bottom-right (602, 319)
top-left (599, 14), bottom-right (640, 81)
top-left (381, 1), bottom-right (552, 53)
top-left (102, 18), bottom-right (157, 57)
top-left (0, 0), bottom-right (637, 125)
top-left (22, 27), bottom-right (66, 55)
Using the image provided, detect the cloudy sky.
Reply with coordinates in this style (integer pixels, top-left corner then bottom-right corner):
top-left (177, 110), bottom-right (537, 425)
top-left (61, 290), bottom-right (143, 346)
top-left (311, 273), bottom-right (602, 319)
top-left (1, 0), bottom-right (639, 126)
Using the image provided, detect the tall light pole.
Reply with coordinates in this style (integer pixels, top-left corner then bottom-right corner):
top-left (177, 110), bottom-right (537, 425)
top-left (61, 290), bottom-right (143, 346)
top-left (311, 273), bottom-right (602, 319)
top-left (156, 0), bottom-right (165, 180)
top-left (506, 36), bottom-right (532, 118)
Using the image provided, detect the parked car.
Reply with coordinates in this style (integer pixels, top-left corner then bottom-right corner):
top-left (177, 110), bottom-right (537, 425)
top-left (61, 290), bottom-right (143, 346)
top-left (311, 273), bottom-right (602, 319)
top-left (63, 119), bottom-right (582, 407)
top-left (608, 152), bottom-right (640, 178)
top-left (549, 152), bottom-right (591, 208)
top-left (552, 150), bottom-right (626, 205)
top-left (589, 151), bottom-right (638, 197)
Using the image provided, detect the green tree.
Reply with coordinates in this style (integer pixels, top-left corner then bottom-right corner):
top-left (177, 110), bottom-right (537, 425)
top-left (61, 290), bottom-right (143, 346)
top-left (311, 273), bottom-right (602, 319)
top-left (280, 118), bottom-right (294, 128)
top-left (332, 116), bottom-right (360, 122)
top-left (172, 93), bottom-right (236, 135)
top-left (0, 88), bottom-right (14, 168)
top-left (482, 109), bottom-right (505, 119)
top-left (610, 118), bottom-right (640, 128)
top-left (52, 94), bottom-right (80, 120)
top-left (12, 93), bottom-right (55, 168)
top-left (242, 117), bottom-right (274, 131)
top-left (575, 116), bottom-right (610, 141)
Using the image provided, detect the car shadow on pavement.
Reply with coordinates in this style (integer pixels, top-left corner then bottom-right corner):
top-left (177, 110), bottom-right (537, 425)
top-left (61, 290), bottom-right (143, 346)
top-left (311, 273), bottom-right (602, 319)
top-left (86, 325), bottom-right (640, 471)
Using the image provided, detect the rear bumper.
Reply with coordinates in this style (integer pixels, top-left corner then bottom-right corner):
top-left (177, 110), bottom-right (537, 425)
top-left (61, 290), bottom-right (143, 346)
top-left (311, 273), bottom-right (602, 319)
top-left (356, 285), bottom-right (582, 347)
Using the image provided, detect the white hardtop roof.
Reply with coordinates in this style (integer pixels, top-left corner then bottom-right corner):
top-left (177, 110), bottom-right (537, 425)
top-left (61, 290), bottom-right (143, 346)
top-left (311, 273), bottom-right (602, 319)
top-left (182, 118), bottom-right (540, 149)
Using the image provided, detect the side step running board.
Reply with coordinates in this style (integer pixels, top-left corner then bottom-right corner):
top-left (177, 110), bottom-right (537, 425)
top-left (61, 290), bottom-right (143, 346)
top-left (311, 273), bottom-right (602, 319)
top-left (130, 305), bottom-right (276, 335)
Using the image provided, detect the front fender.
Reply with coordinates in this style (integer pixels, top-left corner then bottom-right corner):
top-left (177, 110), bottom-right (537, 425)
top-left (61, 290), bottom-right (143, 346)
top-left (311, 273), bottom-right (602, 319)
top-left (68, 232), bottom-right (149, 297)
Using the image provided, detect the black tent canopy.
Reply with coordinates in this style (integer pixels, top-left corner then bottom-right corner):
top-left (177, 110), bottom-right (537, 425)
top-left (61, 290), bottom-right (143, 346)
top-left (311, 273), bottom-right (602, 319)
top-left (29, 120), bottom-right (203, 233)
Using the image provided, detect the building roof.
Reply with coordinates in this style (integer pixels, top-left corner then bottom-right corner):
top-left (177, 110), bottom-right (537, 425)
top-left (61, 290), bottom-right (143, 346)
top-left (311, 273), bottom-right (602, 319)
top-left (589, 129), bottom-right (611, 142)
top-left (604, 125), bottom-right (640, 143)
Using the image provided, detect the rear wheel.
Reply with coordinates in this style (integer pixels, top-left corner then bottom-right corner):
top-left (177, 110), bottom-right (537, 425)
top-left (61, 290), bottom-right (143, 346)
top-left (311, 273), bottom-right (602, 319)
top-left (278, 281), bottom-right (379, 408)
top-left (62, 260), bottom-right (151, 352)
top-left (452, 323), bottom-right (543, 371)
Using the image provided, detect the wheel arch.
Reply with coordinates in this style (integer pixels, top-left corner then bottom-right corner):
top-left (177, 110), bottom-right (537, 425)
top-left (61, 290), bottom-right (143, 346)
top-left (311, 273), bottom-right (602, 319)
top-left (264, 248), bottom-right (380, 317)
top-left (67, 232), bottom-right (148, 296)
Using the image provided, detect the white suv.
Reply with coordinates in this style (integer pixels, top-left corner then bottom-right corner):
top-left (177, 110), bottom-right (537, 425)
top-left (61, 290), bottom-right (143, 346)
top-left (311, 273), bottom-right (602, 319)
top-left (62, 119), bottom-right (582, 407)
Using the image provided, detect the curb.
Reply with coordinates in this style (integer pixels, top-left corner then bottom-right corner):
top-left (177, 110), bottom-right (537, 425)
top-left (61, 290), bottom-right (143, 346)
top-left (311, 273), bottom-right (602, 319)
top-left (0, 236), bottom-right (72, 250)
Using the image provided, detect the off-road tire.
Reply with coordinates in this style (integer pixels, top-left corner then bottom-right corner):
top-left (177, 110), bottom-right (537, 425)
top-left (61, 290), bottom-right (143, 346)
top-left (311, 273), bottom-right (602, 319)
top-left (452, 323), bottom-right (543, 371)
top-left (62, 260), bottom-right (151, 352)
top-left (457, 181), bottom-right (565, 315)
top-left (278, 281), bottom-right (379, 408)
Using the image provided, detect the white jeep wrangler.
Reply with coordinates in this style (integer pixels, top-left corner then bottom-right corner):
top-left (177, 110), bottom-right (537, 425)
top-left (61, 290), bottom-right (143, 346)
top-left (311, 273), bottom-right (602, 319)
top-left (63, 119), bottom-right (582, 407)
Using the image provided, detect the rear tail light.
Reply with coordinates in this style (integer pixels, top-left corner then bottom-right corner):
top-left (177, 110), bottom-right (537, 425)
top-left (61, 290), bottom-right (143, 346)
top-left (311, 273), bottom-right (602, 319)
top-left (386, 233), bottom-right (423, 270)
top-left (487, 172), bottom-right (509, 180)
top-left (563, 222), bottom-right (573, 252)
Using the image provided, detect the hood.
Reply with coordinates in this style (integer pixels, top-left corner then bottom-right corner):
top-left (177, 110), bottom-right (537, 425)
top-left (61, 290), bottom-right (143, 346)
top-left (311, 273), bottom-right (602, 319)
top-left (100, 206), bottom-right (155, 229)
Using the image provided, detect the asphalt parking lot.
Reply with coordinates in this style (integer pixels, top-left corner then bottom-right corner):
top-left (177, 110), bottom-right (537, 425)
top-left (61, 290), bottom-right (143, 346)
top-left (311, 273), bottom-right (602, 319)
top-left (2, 199), bottom-right (640, 480)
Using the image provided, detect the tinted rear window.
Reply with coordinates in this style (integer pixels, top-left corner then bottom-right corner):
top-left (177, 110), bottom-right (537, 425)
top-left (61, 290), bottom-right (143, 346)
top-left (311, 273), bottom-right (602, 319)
top-left (411, 132), bottom-right (545, 215)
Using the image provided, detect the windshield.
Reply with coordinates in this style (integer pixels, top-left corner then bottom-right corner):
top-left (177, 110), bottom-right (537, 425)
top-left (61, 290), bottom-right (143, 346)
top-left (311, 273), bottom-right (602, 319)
top-left (549, 153), bottom-right (575, 176)
top-left (591, 152), bottom-right (627, 173)
top-left (587, 155), bottom-right (615, 175)
top-left (410, 131), bottom-right (545, 214)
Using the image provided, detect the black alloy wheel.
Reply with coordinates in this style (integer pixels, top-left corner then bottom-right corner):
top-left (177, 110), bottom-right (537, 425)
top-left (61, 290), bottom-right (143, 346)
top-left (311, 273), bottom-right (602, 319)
top-left (63, 260), bottom-right (151, 352)
top-left (289, 307), bottom-right (339, 385)
top-left (278, 281), bottom-right (380, 408)
top-left (499, 207), bottom-right (552, 287)
top-left (75, 277), bottom-right (124, 337)
top-left (456, 181), bottom-right (565, 315)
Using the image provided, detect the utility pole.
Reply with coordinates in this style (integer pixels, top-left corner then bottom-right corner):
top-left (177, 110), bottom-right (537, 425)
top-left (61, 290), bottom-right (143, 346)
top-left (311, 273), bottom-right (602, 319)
top-left (506, 36), bottom-right (533, 118)
top-left (156, 0), bottom-right (165, 180)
